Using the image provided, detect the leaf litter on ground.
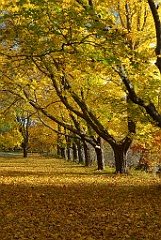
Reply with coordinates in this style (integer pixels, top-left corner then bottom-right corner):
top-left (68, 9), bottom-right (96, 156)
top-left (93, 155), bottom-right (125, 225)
top-left (0, 155), bottom-right (161, 240)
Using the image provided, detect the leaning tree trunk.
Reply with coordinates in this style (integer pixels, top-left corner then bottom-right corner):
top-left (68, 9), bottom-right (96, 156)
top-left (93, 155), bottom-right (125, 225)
top-left (95, 136), bottom-right (105, 170)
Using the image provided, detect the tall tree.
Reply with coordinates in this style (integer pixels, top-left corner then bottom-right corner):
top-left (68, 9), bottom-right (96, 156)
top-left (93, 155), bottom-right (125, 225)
top-left (2, 0), bottom-right (159, 172)
top-left (108, 0), bottom-right (161, 127)
top-left (16, 112), bottom-right (33, 157)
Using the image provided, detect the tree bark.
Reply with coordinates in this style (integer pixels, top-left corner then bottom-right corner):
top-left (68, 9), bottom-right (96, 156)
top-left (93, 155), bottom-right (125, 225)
top-left (148, 0), bottom-right (161, 73)
top-left (60, 147), bottom-right (67, 159)
top-left (77, 141), bottom-right (84, 164)
top-left (22, 130), bottom-right (28, 158)
top-left (83, 141), bottom-right (93, 167)
top-left (95, 136), bottom-right (105, 170)
top-left (64, 131), bottom-right (72, 160)
top-left (57, 145), bottom-right (61, 156)
top-left (57, 124), bottom-right (62, 156)
top-left (22, 143), bottom-right (28, 158)
top-left (67, 147), bottom-right (72, 160)
top-left (112, 143), bottom-right (129, 174)
top-left (17, 115), bottom-right (31, 158)
top-left (72, 143), bottom-right (78, 162)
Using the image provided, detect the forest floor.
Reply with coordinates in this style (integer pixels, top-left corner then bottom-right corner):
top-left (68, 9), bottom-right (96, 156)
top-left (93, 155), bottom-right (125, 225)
top-left (0, 155), bottom-right (161, 240)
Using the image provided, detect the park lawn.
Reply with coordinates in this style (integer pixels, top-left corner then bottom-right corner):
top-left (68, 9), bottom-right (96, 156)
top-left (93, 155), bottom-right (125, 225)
top-left (0, 156), bottom-right (160, 240)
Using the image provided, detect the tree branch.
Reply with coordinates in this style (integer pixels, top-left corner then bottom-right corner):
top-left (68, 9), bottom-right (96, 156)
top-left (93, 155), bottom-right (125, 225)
top-left (38, 115), bottom-right (81, 140)
top-left (148, 0), bottom-right (161, 72)
top-left (113, 64), bottom-right (161, 127)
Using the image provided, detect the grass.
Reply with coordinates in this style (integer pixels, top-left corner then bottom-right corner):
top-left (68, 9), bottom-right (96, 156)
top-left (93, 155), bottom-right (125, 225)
top-left (0, 155), bottom-right (161, 240)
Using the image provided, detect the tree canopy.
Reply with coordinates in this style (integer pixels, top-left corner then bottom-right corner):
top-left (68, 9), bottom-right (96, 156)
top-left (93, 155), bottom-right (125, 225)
top-left (1, 0), bottom-right (161, 172)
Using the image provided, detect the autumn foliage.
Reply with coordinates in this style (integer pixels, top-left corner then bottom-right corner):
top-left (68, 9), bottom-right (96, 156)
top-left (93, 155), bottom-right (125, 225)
top-left (0, 155), bottom-right (161, 239)
top-left (1, 0), bottom-right (161, 174)
top-left (132, 129), bottom-right (161, 170)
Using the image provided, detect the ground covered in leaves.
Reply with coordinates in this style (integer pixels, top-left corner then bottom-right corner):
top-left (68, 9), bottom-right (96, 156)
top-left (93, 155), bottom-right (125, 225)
top-left (0, 155), bottom-right (161, 240)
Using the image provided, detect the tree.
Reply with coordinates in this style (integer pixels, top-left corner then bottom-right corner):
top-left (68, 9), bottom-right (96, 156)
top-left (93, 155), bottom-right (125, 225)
top-left (110, 0), bottom-right (161, 127)
top-left (132, 126), bottom-right (161, 171)
top-left (0, 110), bottom-right (22, 151)
top-left (38, 110), bottom-right (104, 168)
top-left (16, 112), bottom-right (33, 157)
top-left (0, 0), bottom-right (137, 173)
top-left (2, 0), bottom-right (159, 173)
top-left (28, 120), bottom-right (58, 154)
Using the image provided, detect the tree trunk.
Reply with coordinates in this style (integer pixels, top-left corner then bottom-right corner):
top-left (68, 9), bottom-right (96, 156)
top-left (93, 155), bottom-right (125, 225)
top-left (22, 141), bottom-right (28, 158)
top-left (57, 145), bottom-right (61, 156)
top-left (23, 146), bottom-right (28, 158)
top-left (65, 134), bottom-right (72, 161)
top-left (17, 115), bottom-right (30, 158)
top-left (60, 147), bottom-right (67, 159)
top-left (110, 103), bottom-right (136, 174)
top-left (77, 141), bottom-right (84, 164)
top-left (83, 141), bottom-right (93, 167)
top-left (95, 137), bottom-right (105, 170)
top-left (112, 143), bottom-right (129, 174)
top-left (73, 143), bottom-right (78, 162)
top-left (57, 124), bottom-right (62, 156)
top-left (67, 147), bottom-right (72, 160)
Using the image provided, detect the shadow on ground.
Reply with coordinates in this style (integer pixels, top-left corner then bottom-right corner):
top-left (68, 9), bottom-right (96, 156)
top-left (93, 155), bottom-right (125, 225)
top-left (0, 179), bottom-right (161, 240)
top-left (0, 156), bottom-right (161, 239)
